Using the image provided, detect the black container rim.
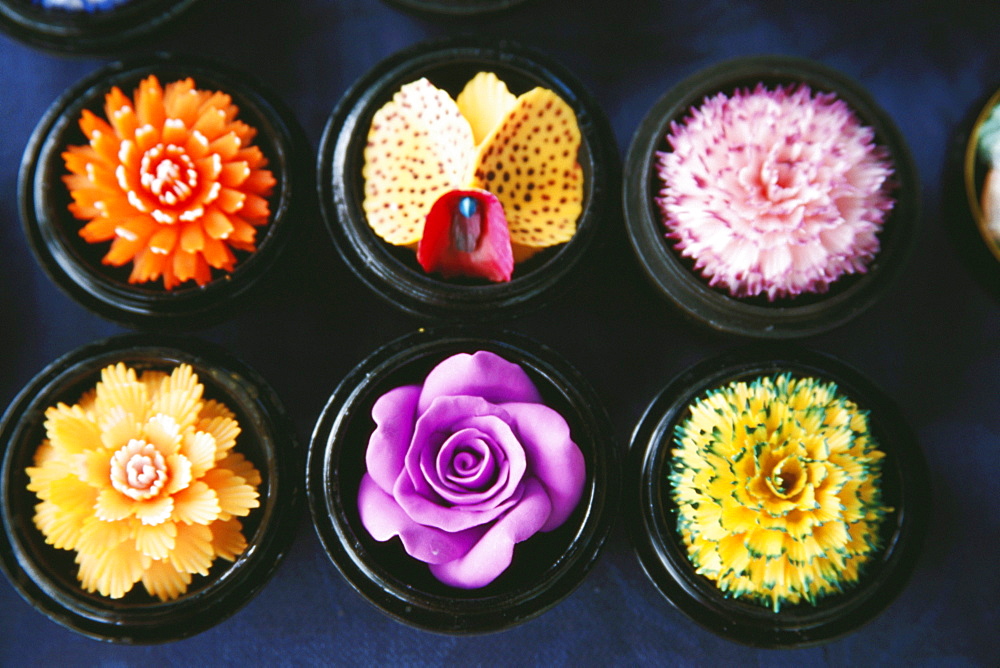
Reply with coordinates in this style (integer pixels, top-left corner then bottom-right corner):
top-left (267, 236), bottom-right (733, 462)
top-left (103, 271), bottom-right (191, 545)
top-left (306, 327), bottom-right (621, 634)
top-left (0, 0), bottom-right (201, 55)
top-left (942, 82), bottom-right (1000, 298)
top-left (19, 52), bottom-right (310, 330)
top-left (0, 333), bottom-right (303, 643)
top-left (623, 55), bottom-right (920, 339)
top-left (317, 36), bottom-right (619, 321)
top-left (381, 0), bottom-right (533, 17)
top-left (625, 344), bottom-right (930, 648)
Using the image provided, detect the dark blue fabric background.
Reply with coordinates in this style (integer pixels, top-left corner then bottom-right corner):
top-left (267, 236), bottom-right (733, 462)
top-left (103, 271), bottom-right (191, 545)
top-left (1, 0), bottom-right (997, 664)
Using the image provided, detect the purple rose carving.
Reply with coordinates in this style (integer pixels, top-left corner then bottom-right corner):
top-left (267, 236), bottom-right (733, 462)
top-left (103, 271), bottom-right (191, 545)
top-left (357, 350), bottom-right (586, 588)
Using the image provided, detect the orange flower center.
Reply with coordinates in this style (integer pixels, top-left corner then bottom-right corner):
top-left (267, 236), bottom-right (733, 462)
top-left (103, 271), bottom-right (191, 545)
top-left (140, 144), bottom-right (199, 211)
top-left (110, 440), bottom-right (168, 501)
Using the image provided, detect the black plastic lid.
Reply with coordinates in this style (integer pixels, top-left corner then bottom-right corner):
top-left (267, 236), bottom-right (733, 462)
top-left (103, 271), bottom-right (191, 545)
top-left (318, 37), bottom-right (619, 321)
top-left (623, 56), bottom-right (920, 338)
top-left (0, 0), bottom-right (202, 54)
top-left (19, 53), bottom-right (310, 330)
top-left (0, 333), bottom-right (302, 643)
top-left (307, 327), bottom-right (620, 633)
top-left (626, 345), bottom-right (930, 648)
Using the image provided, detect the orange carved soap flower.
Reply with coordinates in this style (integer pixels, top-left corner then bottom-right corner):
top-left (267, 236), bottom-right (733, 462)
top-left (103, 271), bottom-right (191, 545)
top-left (62, 75), bottom-right (276, 290)
top-left (26, 363), bottom-right (261, 601)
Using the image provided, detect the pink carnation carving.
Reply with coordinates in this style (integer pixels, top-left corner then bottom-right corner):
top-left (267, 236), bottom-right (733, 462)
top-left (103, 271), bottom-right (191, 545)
top-left (655, 84), bottom-right (895, 300)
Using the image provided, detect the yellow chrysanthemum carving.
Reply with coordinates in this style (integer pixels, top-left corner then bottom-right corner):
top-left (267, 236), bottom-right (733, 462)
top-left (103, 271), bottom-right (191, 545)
top-left (26, 363), bottom-right (261, 601)
top-left (670, 374), bottom-right (891, 611)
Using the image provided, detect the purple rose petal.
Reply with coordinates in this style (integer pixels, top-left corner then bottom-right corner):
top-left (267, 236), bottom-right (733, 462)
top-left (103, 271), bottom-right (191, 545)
top-left (429, 478), bottom-right (553, 588)
top-left (366, 385), bottom-right (421, 493)
top-left (502, 402), bottom-right (586, 531)
top-left (358, 351), bottom-right (587, 588)
top-left (417, 351), bottom-right (543, 413)
top-left (358, 474), bottom-right (486, 564)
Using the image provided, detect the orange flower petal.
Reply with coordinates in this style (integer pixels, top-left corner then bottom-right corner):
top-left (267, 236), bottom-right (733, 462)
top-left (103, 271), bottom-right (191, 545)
top-left (164, 453), bottom-right (193, 496)
top-left (218, 160), bottom-right (250, 188)
top-left (134, 520), bottom-right (177, 560)
top-left (171, 480), bottom-right (221, 526)
top-left (216, 187), bottom-right (246, 214)
top-left (33, 500), bottom-right (87, 551)
top-left (209, 132), bottom-right (242, 161)
top-left (218, 451), bottom-right (262, 487)
top-left (80, 108), bottom-right (115, 141)
top-left (142, 414), bottom-right (183, 457)
top-left (140, 558), bottom-right (192, 601)
top-left (76, 540), bottom-right (149, 599)
top-left (135, 76), bottom-right (166, 130)
top-left (95, 487), bottom-right (135, 522)
top-left (201, 236), bottom-right (236, 270)
top-left (202, 467), bottom-right (259, 520)
top-left (242, 169), bottom-right (276, 196)
top-left (181, 431), bottom-right (217, 479)
top-left (133, 494), bottom-right (174, 526)
top-left (202, 208), bottom-right (234, 240)
top-left (43, 402), bottom-right (102, 456)
top-left (77, 515), bottom-right (131, 555)
top-left (169, 523), bottom-right (214, 575)
top-left (210, 517), bottom-right (247, 562)
top-left (95, 363), bottom-right (148, 422)
top-left (192, 106), bottom-right (229, 141)
top-left (198, 415), bottom-right (240, 460)
top-left (241, 193), bottom-right (270, 220)
top-left (148, 226), bottom-right (179, 256)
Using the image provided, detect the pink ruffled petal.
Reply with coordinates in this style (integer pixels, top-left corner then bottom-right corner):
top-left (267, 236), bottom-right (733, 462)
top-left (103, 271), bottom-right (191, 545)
top-left (357, 474), bottom-right (484, 565)
top-left (417, 351), bottom-right (542, 413)
top-left (429, 478), bottom-right (552, 588)
top-left (502, 402), bottom-right (586, 531)
top-left (366, 385), bottom-right (421, 493)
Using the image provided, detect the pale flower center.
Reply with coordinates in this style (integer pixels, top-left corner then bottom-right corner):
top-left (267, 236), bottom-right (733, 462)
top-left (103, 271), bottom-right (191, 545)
top-left (110, 439), bottom-right (168, 501)
top-left (140, 144), bottom-right (199, 209)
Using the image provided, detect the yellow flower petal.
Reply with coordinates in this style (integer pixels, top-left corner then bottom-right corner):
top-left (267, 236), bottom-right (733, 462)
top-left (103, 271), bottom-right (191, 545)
top-left (141, 413), bottom-right (183, 457)
top-left (133, 494), bottom-right (174, 526)
top-left (218, 451), bottom-right (262, 487)
top-left (171, 480), bottom-right (221, 525)
top-left (210, 517), bottom-right (248, 562)
top-left (76, 540), bottom-right (150, 599)
top-left (43, 403), bottom-right (102, 456)
top-left (33, 500), bottom-right (87, 551)
top-left (455, 71), bottom-right (517, 146)
top-left (202, 467), bottom-right (259, 520)
top-left (77, 515), bottom-right (131, 555)
top-left (140, 558), bottom-right (192, 601)
top-left (95, 488), bottom-right (135, 522)
top-left (181, 430), bottom-right (217, 479)
top-left (134, 520), bottom-right (177, 560)
top-left (169, 523), bottom-right (214, 575)
top-left (98, 406), bottom-right (142, 451)
top-left (94, 363), bottom-right (148, 423)
top-left (472, 87), bottom-right (583, 249)
top-left (198, 415), bottom-right (240, 460)
top-left (164, 453), bottom-right (193, 495)
top-left (362, 77), bottom-right (475, 246)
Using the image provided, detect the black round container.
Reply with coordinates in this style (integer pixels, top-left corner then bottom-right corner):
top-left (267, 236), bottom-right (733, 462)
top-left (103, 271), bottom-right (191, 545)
top-left (943, 84), bottom-right (1000, 297)
top-left (626, 346), bottom-right (929, 648)
top-left (0, 0), bottom-right (201, 54)
top-left (0, 334), bottom-right (302, 643)
top-left (19, 54), bottom-right (310, 330)
top-left (381, 0), bottom-right (533, 16)
top-left (318, 37), bottom-right (619, 321)
top-left (307, 328), bottom-right (620, 633)
top-left (623, 56), bottom-right (919, 338)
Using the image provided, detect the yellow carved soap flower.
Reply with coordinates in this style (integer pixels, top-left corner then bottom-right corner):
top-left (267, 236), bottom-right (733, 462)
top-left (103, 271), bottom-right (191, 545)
top-left (26, 363), bottom-right (261, 601)
top-left (670, 374), bottom-right (890, 611)
top-left (62, 75), bottom-right (276, 290)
